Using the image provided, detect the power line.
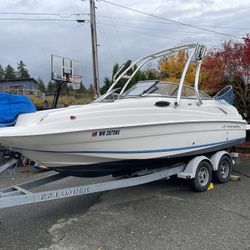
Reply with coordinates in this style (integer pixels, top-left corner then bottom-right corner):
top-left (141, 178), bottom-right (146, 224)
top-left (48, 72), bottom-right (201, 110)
top-left (99, 22), bottom-right (220, 49)
top-left (2, 12), bottom-right (246, 31)
top-left (97, 24), bottom-right (119, 62)
top-left (98, 22), bottom-right (186, 43)
top-left (103, 1), bottom-right (128, 61)
top-left (96, 15), bottom-right (250, 31)
top-left (0, 18), bottom-right (85, 22)
top-left (0, 12), bottom-right (89, 18)
top-left (99, 0), bottom-right (244, 40)
top-left (98, 21), bottom-right (212, 35)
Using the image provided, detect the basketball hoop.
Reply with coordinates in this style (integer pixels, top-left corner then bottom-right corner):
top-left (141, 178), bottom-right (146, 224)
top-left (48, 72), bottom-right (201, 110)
top-left (51, 54), bottom-right (82, 84)
top-left (51, 55), bottom-right (83, 107)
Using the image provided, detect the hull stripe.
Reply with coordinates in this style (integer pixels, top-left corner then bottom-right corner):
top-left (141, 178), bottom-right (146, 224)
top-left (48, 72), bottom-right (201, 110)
top-left (16, 137), bottom-right (245, 155)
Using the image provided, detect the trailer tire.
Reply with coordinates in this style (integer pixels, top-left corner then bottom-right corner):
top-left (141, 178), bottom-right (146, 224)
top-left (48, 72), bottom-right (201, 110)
top-left (213, 155), bottom-right (232, 183)
top-left (191, 160), bottom-right (212, 192)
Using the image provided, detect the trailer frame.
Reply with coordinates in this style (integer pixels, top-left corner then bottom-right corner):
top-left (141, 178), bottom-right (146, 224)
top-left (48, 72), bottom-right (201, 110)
top-left (0, 163), bottom-right (185, 209)
top-left (0, 151), bottom-right (236, 209)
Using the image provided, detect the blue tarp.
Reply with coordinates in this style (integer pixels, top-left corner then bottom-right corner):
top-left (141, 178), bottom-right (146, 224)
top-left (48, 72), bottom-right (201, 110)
top-left (0, 93), bottom-right (36, 127)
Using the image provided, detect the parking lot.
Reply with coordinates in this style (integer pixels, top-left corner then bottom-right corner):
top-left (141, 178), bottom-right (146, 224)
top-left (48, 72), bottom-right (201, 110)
top-left (0, 155), bottom-right (249, 250)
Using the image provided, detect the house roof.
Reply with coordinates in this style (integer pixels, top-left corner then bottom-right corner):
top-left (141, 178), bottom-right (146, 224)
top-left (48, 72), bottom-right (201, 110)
top-left (0, 78), bottom-right (38, 84)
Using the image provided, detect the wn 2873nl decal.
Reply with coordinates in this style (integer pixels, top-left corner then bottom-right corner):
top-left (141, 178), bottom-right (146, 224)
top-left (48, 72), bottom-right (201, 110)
top-left (92, 130), bottom-right (120, 137)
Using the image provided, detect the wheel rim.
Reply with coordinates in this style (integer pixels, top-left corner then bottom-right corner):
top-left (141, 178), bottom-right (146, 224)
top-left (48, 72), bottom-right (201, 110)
top-left (198, 166), bottom-right (209, 186)
top-left (220, 160), bottom-right (230, 179)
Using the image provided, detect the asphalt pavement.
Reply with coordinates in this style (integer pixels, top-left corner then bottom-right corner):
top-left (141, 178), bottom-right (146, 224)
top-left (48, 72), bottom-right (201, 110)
top-left (0, 155), bottom-right (249, 250)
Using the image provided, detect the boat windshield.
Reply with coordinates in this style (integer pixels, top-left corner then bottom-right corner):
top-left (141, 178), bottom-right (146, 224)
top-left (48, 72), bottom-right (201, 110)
top-left (120, 81), bottom-right (211, 100)
top-left (121, 81), bottom-right (158, 97)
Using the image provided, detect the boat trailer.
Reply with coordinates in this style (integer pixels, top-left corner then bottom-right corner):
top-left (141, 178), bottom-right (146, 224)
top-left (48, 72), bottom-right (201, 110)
top-left (0, 151), bottom-right (236, 209)
top-left (0, 164), bottom-right (185, 209)
top-left (0, 159), bottom-right (18, 175)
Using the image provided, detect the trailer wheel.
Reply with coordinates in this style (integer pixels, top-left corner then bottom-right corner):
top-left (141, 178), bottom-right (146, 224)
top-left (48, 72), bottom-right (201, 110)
top-left (192, 160), bottom-right (212, 192)
top-left (213, 155), bottom-right (232, 183)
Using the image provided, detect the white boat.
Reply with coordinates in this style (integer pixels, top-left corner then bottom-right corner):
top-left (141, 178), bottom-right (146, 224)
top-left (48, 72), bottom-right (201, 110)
top-left (0, 44), bottom-right (246, 177)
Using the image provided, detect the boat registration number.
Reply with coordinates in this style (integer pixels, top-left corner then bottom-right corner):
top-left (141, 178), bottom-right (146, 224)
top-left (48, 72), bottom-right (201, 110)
top-left (92, 129), bottom-right (120, 137)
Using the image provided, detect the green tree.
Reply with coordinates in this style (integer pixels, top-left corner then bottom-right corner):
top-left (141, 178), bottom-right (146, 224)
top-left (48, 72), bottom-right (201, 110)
top-left (100, 62), bottom-right (160, 95)
top-left (4, 65), bottom-right (16, 80)
top-left (61, 83), bottom-right (70, 95)
top-left (46, 81), bottom-right (56, 94)
top-left (17, 60), bottom-right (30, 79)
top-left (100, 77), bottom-right (112, 94)
top-left (77, 82), bottom-right (88, 94)
top-left (88, 84), bottom-right (95, 98)
top-left (111, 63), bottom-right (120, 82)
top-left (0, 65), bottom-right (5, 80)
top-left (37, 77), bottom-right (46, 93)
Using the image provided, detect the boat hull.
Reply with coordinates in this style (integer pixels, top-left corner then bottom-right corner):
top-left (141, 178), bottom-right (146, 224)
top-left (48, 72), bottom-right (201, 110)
top-left (2, 120), bottom-right (246, 177)
top-left (51, 137), bottom-right (244, 177)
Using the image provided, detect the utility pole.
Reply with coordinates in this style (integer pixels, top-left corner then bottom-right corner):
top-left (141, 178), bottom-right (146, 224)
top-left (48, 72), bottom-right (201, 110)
top-left (89, 0), bottom-right (100, 97)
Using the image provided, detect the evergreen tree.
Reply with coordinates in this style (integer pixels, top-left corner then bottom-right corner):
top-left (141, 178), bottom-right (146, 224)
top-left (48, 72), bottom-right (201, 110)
top-left (61, 83), bottom-right (70, 95)
top-left (4, 65), bottom-right (16, 80)
top-left (0, 65), bottom-right (5, 80)
top-left (88, 84), bottom-right (95, 98)
top-left (78, 82), bottom-right (87, 94)
top-left (111, 63), bottom-right (120, 82)
top-left (37, 77), bottom-right (46, 93)
top-left (100, 77), bottom-right (112, 94)
top-left (17, 60), bottom-right (30, 79)
top-left (100, 62), bottom-right (160, 95)
top-left (46, 81), bottom-right (56, 94)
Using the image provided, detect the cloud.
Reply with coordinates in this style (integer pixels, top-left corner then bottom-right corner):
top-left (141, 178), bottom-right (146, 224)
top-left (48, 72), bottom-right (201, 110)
top-left (0, 0), bottom-right (249, 87)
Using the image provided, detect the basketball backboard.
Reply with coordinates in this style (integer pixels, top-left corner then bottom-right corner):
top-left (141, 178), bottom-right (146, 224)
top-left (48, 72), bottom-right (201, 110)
top-left (51, 55), bottom-right (82, 84)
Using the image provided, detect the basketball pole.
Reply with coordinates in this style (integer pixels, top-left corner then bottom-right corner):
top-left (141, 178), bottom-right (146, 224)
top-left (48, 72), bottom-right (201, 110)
top-left (90, 0), bottom-right (100, 97)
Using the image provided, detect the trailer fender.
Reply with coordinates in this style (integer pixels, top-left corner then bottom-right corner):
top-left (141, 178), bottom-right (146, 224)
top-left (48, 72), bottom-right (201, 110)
top-left (177, 156), bottom-right (212, 179)
top-left (209, 151), bottom-right (230, 171)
